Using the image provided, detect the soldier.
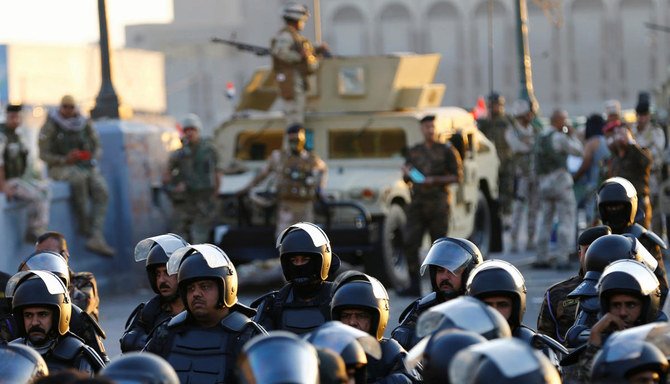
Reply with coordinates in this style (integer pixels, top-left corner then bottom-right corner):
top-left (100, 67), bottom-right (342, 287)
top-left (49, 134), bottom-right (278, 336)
top-left (477, 93), bottom-right (516, 221)
top-left (401, 115), bottom-right (463, 296)
top-left (164, 114), bottom-right (222, 243)
top-left (632, 99), bottom-right (666, 235)
top-left (35, 231), bottom-right (100, 322)
top-left (331, 272), bottom-right (416, 384)
top-left (0, 104), bottom-right (50, 243)
top-left (271, 3), bottom-right (329, 125)
top-left (391, 237), bottom-right (482, 349)
top-left (597, 177), bottom-right (668, 299)
top-left (252, 222), bottom-right (339, 334)
top-left (507, 99), bottom-right (540, 252)
top-left (38, 95), bottom-right (114, 257)
top-left (537, 225), bottom-right (611, 344)
top-left (533, 109), bottom-right (583, 269)
top-left (238, 123), bottom-right (327, 238)
top-left (120, 234), bottom-right (188, 352)
top-left (143, 244), bottom-right (265, 383)
top-left (604, 121), bottom-right (654, 229)
top-left (17, 250), bottom-right (109, 363)
top-left (576, 259), bottom-right (664, 381)
top-left (8, 270), bottom-right (104, 375)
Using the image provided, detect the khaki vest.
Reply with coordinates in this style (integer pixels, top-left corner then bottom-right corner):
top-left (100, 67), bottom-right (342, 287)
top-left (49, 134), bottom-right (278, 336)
top-left (271, 26), bottom-right (316, 100)
top-left (276, 152), bottom-right (319, 202)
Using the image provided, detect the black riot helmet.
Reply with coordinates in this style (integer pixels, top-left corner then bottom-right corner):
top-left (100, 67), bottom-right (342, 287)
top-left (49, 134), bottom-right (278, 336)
top-left (465, 260), bottom-right (527, 329)
top-left (7, 270), bottom-right (72, 336)
top-left (100, 352), bottom-right (179, 384)
top-left (167, 244), bottom-right (238, 309)
top-left (0, 342), bottom-right (49, 383)
top-left (416, 296), bottom-right (512, 341)
top-left (134, 233), bottom-right (189, 294)
top-left (304, 321), bottom-right (382, 384)
top-left (449, 338), bottom-right (561, 384)
top-left (570, 234), bottom-right (658, 299)
top-left (591, 337), bottom-right (668, 384)
top-left (237, 331), bottom-right (320, 384)
top-left (598, 177), bottom-right (638, 232)
top-left (598, 259), bottom-right (661, 325)
top-left (331, 273), bottom-right (390, 341)
top-left (277, 222), bottom-right (338, 284)
top-left (421, 237), bottom-right (483, 298)
top-left (17, 251), bottom-right (70, 287)
top-left (316, 347), bottom-right (348, 384)
top-left (420, 329), bottom-right (487, 384)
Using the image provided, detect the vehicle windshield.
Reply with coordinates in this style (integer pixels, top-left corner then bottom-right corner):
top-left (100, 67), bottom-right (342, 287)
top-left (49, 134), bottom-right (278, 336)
top-left (329, 127), bottom-right (406, 159)
top-left (235, 128), bottom-right (284, 161)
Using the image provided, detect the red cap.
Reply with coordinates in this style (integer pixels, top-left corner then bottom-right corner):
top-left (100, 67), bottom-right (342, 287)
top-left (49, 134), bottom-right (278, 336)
top-left (603, 120), bottom-right (621, 134)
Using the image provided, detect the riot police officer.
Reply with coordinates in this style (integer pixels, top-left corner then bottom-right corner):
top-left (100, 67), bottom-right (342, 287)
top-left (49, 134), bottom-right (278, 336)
top-left (8, 270), bottom-right (104, 375)
top-left (17, 250), bottom-right (109, 362)
top-left (252, 222), bottom-right (339, 334)
top-left (120, 234), bottom-right (188, 352)
top-left (144, 244), bottom-right (265, 383)
top-left (591, 333), bottom-right (668, 384)
top-left (0, 341), bottom-right (49, 383)
top-left (448, 338), bottom-right (561, 384)
top-left (391, 237), bottom-right (483, 349)
top-left (419, 329), bottom-right (486, 384)
top-left (100, 352), bottom-right (179, 384)
top-left (598, 177), bottom-right (668, 299)
top-left (331, 273), bottom-right (416, 384)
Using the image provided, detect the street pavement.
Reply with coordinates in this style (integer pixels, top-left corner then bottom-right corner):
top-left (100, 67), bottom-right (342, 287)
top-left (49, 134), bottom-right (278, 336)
top-left (97, 247), bottom-right (576, 359)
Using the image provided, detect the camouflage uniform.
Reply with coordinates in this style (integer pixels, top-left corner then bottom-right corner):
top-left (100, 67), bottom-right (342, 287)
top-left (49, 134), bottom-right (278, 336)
top-left (403, 143), bottom-right (463, 277)
top-left (631, 123), bottom-right (664, 232)
top-left (167, 138), bottom-right (221, 244)
top-left (478, 115), bottom-right (516, 216)
top-left (536, 274), bottom-right (582, 344)
top-left (607, 143), bottom-right (652, 228)
top-left (71, 271), bottom-right (100, 321)
top-left (535, 128), bottom-right (583, 266)
top-left (271, 25), bottom-right (319, 125)
top-left (0, 123), bottom-right (50, 239)
top-left (38, 113), bottom-right (110, 243)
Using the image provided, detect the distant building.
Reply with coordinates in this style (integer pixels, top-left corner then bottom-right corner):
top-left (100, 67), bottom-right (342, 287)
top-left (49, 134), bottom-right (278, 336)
top-left (126, 0), bottom-right (670, 126)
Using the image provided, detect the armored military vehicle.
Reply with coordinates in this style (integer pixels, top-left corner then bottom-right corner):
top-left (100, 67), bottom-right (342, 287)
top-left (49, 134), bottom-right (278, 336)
top-left (213, 53), bottom-right (501, 290)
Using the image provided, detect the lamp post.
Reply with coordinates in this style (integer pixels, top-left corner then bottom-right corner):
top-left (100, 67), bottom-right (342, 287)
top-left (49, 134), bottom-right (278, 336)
top-left (90, 0), bottom-right (120, 119)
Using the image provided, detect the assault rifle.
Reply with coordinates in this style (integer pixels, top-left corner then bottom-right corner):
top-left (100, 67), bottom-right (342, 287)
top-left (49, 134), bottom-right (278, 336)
top-left (211, 37), bottom-right (270, 56)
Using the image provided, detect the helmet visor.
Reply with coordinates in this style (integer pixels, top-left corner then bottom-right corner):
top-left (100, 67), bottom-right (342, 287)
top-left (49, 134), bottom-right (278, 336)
top-left (450, 339), bottom-right (542, 382)
top-left (135, 234), bottom-right (189, 262)
top-left (416, 297), bottom-right (507, 339)
top-left (598, 259), bottom-right (660, 296)
top-left (276, 222), bottom-right (330, 249)
top-left (243, 337), bottom-right (319, 384)
top-left (5, 271), bottom-right (67, 298)
top-left (630, 236), bottom-right (658, 272)
top-left (306, 322), bottom-right (382, 360)
top-left (420, 240), bottom-right (473, 276)
top-left (22, 253), bottom-right (69, 279)
top-left (167, 244), bottom-right (233, 276)
top-left (466, 259), bottom-right (524, 289)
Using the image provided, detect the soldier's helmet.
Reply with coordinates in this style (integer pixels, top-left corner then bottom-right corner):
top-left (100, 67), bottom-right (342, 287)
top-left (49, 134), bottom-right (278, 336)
top-left (570, 234), bottom-right (657, 299)
top-left (237, 331), bottom-right (319, 384)
top-left (282, 3), bottom-right (309, 22)
top-left (305, 321), bottom-right (382, 384)
top-left (100, 352), bottom-right (179, 384)
top-left (416, 296), bottom-right (512, 341)
top-left (465, 259), bottom-right (527, 329)
top-left (167, 244), bottom-right (238, 309)
top-left (7, 270), bottom-right (72, 336)
top-left (487, 92), bottom-right (505, 105)
top-left (591, 337), bottom-right (668, 384)
top-left (134, 233), bottom-right (189, 294)
top-left (331, 273), bottom-right (390, 341)
top-left (598, 259), bottom-right (661, 325)
top-left (277, 222), bottom-right (337, 285)
top-left (420, 237), bottom-right (483, 297)
top-left (449, 338), bottom-right (561, 384)
top-left (0, 342), bottom-right (49, 383)
top-left (598, 177), bottom-right (638, 232)
top-left (18, 251), bottom-right (70, 287)
top-left (420, 329), bottom-right (487, 384)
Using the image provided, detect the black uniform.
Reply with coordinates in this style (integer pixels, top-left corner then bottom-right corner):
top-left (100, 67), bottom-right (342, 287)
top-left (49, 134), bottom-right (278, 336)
top-left (120, 295), bottom-right (173, 352)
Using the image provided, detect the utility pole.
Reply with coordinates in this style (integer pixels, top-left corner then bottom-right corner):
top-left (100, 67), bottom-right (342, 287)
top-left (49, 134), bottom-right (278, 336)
top-left (91, 0), bottom-right (120, 119)
top-left (487, 0), bottom-right (494, 96)
top-left (313, 0), bottom-right (322, 44)
top-left (515, 0), bottom-right (539, 111)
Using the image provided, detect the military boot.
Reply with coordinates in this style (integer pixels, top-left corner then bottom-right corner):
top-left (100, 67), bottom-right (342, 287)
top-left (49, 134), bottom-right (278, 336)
top-left (86, 234), bottom-right (115, 257)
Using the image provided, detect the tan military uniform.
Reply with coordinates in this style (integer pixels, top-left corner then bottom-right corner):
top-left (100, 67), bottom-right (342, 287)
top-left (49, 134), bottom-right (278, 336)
top-left (0, 123), bottom-right (50, 240)
top-left (262, 149), bottom-right (327, 237)
top-left (39, 114), bottom-right (109, 243)
top-left (271, 25), bottom-right (319, 125)
top-left (632, 122), bottom-right (665, 232)
top-left (478, 115), bottom-right (516, 217)
top-left (535, 128), bottom-right (583, 266)
top-left (607, 143), bottom-right (652, 228)
top-left (166, 138), bottom-right (222, 243)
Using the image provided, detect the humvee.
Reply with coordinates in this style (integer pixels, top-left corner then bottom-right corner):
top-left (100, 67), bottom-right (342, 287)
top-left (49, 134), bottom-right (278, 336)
top-left (213, 53), bottom-right (501, 289)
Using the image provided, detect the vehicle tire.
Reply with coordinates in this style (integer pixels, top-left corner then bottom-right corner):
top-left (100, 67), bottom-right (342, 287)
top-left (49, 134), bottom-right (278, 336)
top-left (469, 191), bottom-right (493, 256)
top-left (366, 204), bottom-right (410, 289)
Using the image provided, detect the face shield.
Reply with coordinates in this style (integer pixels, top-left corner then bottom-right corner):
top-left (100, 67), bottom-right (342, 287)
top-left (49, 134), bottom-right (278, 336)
top-left (166, 244), bottom-right (234, 276)
top-left (420, 240), bottom-right (474, 276)
top-left (304, 321), bottom-right (382, 360)
top-left (597, 259), bottom-right (660, 296)
top-left (20, 252), bottom-right (69, 285)
top-left (134, 234), bottom-right (189, 262)
top-left (6, 270), bottom-right (68, 299)
top-left (416, 296), bottom-right (511, 339)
